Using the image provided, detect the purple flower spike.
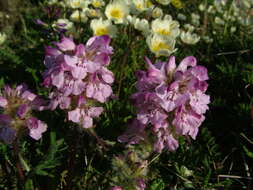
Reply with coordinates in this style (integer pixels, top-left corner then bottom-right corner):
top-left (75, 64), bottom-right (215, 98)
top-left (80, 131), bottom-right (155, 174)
top-left (120, 56), bottom-right (210, 152)
top-left (43, 35), bottom-right (114, 129)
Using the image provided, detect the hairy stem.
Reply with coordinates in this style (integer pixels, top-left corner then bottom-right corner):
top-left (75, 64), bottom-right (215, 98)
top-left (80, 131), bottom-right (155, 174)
top-left (13, 140), bottom-right (25, 185)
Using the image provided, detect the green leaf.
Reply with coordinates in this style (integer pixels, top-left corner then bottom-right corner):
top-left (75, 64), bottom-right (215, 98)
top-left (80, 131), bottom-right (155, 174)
top-left (150, 179), bottom-right (165, 190)
top-left (243, 146), bottom-right (253, 158)
top-left (32, 131), bottom-right (66, 178)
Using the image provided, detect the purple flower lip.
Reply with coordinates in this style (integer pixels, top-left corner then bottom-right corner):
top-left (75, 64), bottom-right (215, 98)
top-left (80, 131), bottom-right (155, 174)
top-left (17, 104), bottom-right (28, 119)
top-left (35, 19), bottom-right (48, 26)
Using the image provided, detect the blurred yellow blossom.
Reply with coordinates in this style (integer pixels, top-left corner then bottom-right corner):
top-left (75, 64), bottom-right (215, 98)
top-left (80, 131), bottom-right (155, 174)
top-left (147, 34), bottom-right (176, 56)
top-left (152, 7), bottom-right (163, 18)
top-left (156, 0), bottom-right (171, 5)
top-left (66, 0), bottom-right (90, 9)
top-left (70, 10), bottom-right (88, 23)
top-left (0, 32), bottom-right (7, 45)
top-left (90, 18), bottom-right (117, 37)
top-left (180, 31), bottom-right (200, 45)
top-left (105, 0), bottom-right (129, 24)
top-left (151, 15), bottom-right (180, 38)
top-left (91, 0), bottom-right (105, 8)
top-left (171, 0), bottom-right (183, 9)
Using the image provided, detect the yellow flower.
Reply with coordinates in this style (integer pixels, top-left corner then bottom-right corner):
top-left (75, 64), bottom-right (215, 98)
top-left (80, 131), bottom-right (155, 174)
top-left (131, 0), bottom-right (154, 13)
top-left (155, 0), bottom-right (171, 5)
top-left (66, 0), bottom-right (90, 9)
top-left (91, 0), bottom-right (105, 8)
top-left (0, 32), bottom-right (7, 45)
top-left (84, 8), bottom-right (102, 18)
top-left (147, 34), bottom-right (176, 57)
top-left (152, 7), bottom-right (163, 18)
top-left (90, 18), bottom-right (117, 37)
top-left (105, 0), bottom-right (129, 24)
top-left (151, 15), bottom-right (180, 38)
top-left (180, 31), bottom-right (200, 45)
top-left (70, 10), bottom-right (88, 23)
top-left (146, 0), bottom-right (154, 8)
top-left (171, 0), bottom-right (183, 9)
top-left (133, 18), bottom-right (150, 36)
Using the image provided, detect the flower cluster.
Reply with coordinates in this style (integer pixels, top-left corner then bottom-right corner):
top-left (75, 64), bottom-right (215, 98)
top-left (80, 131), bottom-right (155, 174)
top-left (43, 35), bottom-right (114, 128)
top-left (44, 0), bottom-right (195, 57)
top-left (0, 84), bottom-right (47, 144)
top-left (119, 56), bottom-right (210, 152)
top-left (176, 0), bottom-right (253, 45)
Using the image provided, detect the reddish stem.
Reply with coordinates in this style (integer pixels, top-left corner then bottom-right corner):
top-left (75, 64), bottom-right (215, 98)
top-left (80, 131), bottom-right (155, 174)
top-left (13, 140), bottom-right (25, 184)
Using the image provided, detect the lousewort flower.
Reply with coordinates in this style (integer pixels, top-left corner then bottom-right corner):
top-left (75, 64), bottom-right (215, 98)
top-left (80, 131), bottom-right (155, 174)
top-left (119, 56), bottom-right (210, 152)
top-left (43, 35), bottom-right (114, 128)
top-left (0, 84), bottom-right (47, 144)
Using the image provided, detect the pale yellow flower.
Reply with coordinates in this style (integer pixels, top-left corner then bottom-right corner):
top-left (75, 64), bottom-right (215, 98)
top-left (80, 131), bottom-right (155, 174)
top-left (91, 0), bottom-right (105, 8)
top-left (147, 34), bottom-right (176, 57)
top-left (198, 3), bottom-right (205, 11)
top-left (52, 18), bottom-right (76, 35)
top-left (90, 18), bottom-right (117, 37)
top-left (132, 0), bottom-right (153, 12)
top-left (84, 8), bottom-right (102, 18)
top-left (66, 0), bottom-right (90, 9)
top-left (156, 0), bottom-right (171, 5)
top-left (0, 32), bottom-right (7, 45)
top-left (152, 7), bottom-right (163, 18)
top-left (48, 0), bottom-right (58, 5)
top-left (127, 15), bottom-right (137, 25)
top-left (171, 0), bottom-right (183, 9)
top-left (133, 18), bottom-right (150, 36)
top-left (105, 0), bottom-right (129, 24)
top-left (191, 13), bottom-right (200, 26)
top-left (151, 15), bottom-right (180, 38)
top-left (180, 31), bottom-right (200, 45)
top-left (214, 16), bottom-right (225, 25)
top-left (177, 13), bottom-right (186, 21)
top-left (183, 24), bottom-right (195, 33)
top-left (53, 18), bottom-right (74, 31)
top-left (70, 10), bottom-right (88, 23)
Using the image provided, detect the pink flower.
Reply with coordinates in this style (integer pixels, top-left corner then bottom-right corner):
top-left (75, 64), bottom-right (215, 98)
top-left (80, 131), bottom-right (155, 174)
top-left (120, 56), bottom-right (210, 152)
top-left (26, 117), bottom-right (48, 140)
top-left (0, 97), bottom-right (8, 107)
top-left (0, 84), bottom-right (48, 144)
top-left (43, 35), bottom-right (114, 129)
top-left (54, 36), bottom-right (76, 51)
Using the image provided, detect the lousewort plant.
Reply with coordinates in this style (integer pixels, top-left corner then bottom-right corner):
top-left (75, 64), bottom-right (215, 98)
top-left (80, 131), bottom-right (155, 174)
top-left (42, 35), bottom-right (114, 128)
top-left (0, 84), bottom-right (47, 144)
top-left (119, 56), bottom-right (210, 152)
